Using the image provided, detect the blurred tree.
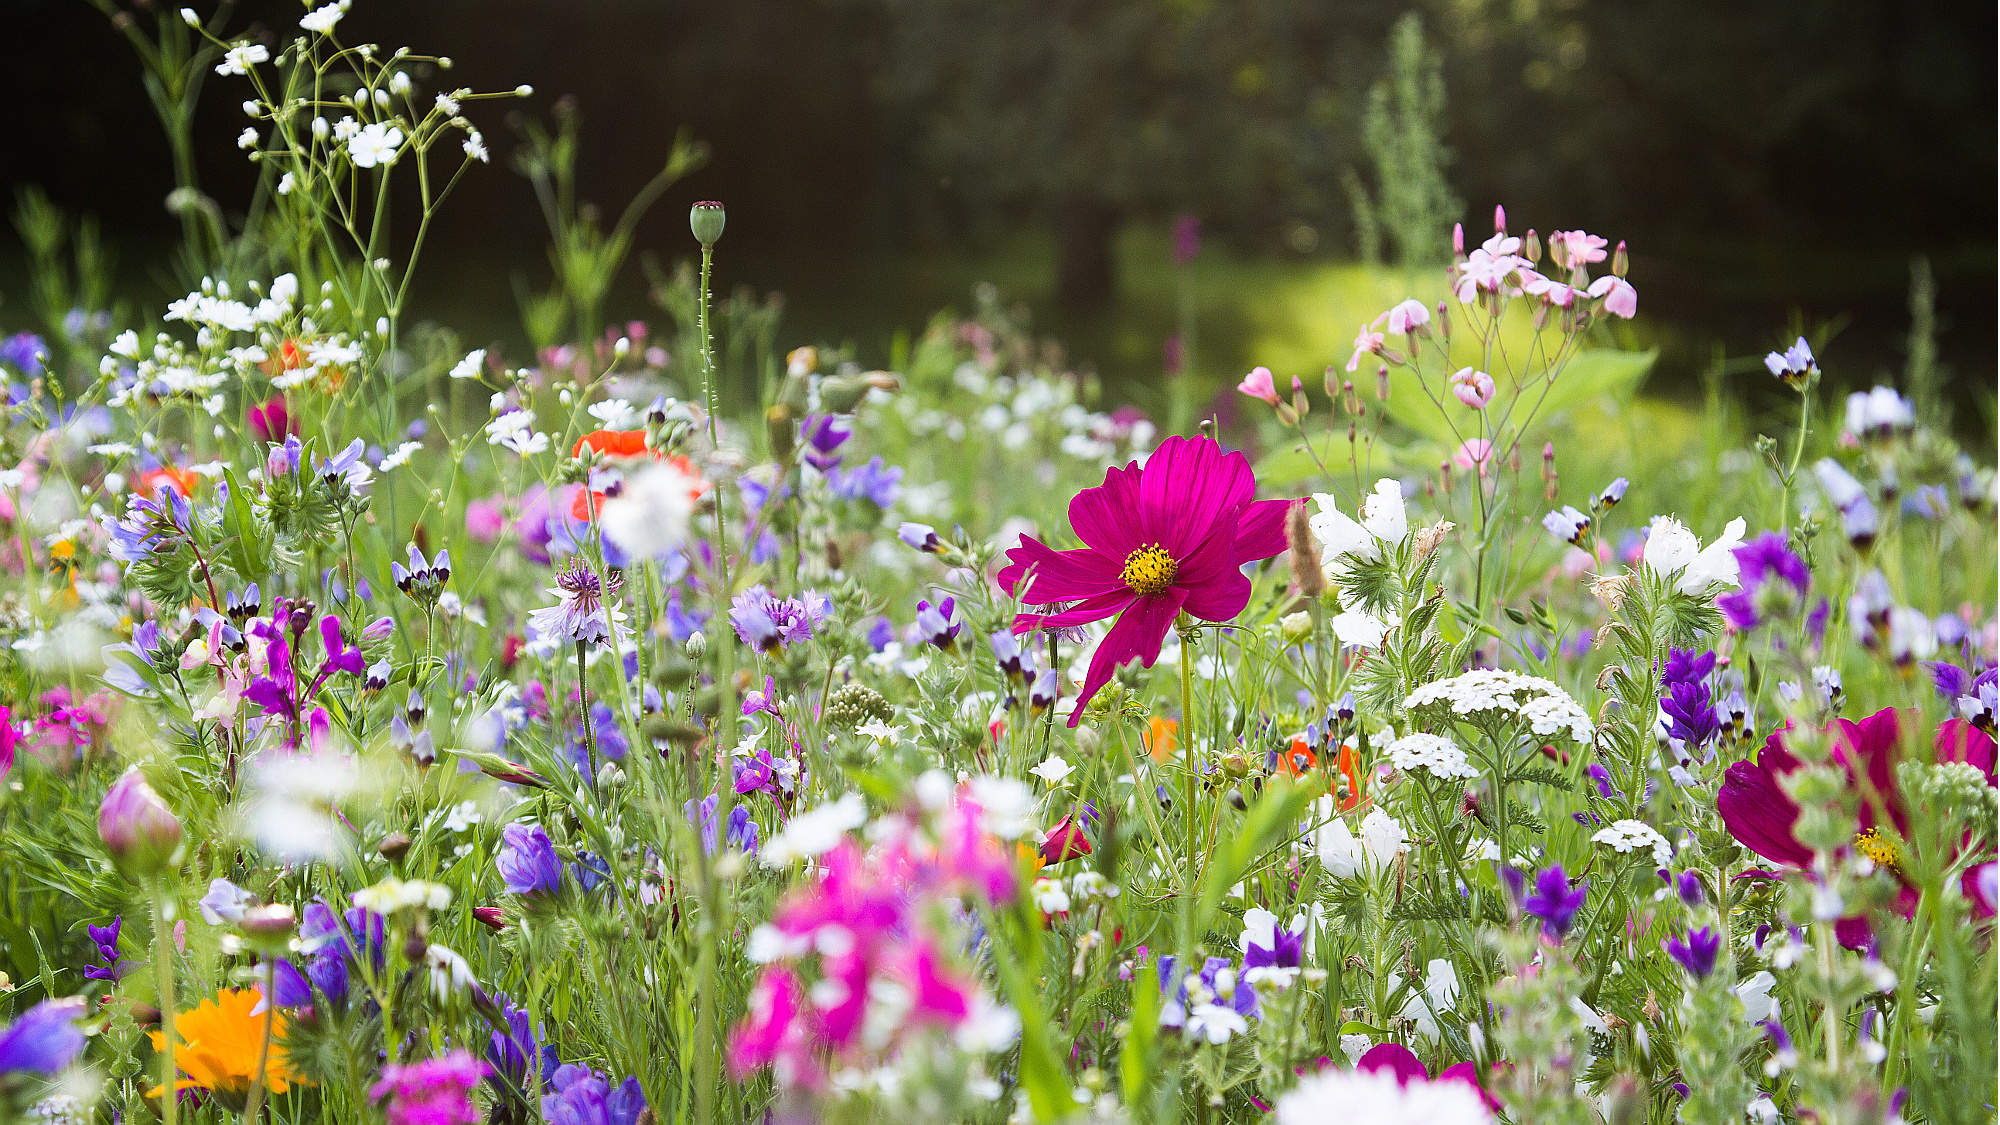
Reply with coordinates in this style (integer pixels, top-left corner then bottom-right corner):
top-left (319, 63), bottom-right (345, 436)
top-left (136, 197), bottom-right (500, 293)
top-left (859, 0), bottom-right (1382, 308)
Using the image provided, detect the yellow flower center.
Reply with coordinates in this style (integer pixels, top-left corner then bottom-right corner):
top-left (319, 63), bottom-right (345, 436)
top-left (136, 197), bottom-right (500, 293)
top-left (1120, 544), bottom-right (1178, 596)
top-left (1854, 827), bottom-right (1901, 872)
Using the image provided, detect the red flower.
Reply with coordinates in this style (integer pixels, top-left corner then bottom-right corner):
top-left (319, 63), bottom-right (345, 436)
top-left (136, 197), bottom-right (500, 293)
top-left (997, 436), bottom-right (1294, 724)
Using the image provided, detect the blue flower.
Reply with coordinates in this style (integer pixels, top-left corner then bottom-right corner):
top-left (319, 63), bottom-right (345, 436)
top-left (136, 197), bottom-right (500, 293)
top-left (0, 997), bottom-right (86, 1076)
top-left (1521, 864), bottom-right (1587, 940)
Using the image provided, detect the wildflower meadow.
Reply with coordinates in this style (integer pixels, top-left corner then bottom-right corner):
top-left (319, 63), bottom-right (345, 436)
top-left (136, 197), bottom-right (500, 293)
top-left (0, 5), bottom-right (1994, 1124)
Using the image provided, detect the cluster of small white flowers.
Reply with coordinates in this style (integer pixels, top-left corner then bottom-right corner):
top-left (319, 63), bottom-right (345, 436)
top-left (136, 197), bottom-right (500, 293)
top-left (1386, 732), bottom-right (1480, 780)
top-left (351, 877), bottom-right (452, 915)
top-left (1591, 819), bottom-right (1673, 867)
top-left (895, 366), bottom-right (1154, 463)
top-left (1402, 668), bottom-right (1595, 744)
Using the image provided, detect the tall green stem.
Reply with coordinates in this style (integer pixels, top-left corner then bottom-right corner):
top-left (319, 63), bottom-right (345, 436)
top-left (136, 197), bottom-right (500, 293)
top-left (693, 240), bottom-right (730, 1125)
top-left (153, 884), bottom-right (178, 1125)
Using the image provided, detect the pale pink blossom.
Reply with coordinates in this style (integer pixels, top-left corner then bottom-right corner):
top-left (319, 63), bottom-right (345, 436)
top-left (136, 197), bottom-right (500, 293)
top-left (1449, 367), bottom-right (1496, 409)
top-left (1453, 249), bottom-right (1524, 304)
top-left (1452, 439), bottom-right (1495, 477)
top-left (1587, 275), bottom-right (1638, 319)
top-left (1375, 299), bottom-right (1432, 336)
top-left (1549, 230), bottom-right (1608, 270)
top-left (1479, 231), bottom-right (1521, 258)
top-left (1236, 366), bottom-right (1280, 405)
top-left (1345, 325), bottom-right (1386, 372)
top-left (1518, 270), bottom-right (1578, 308)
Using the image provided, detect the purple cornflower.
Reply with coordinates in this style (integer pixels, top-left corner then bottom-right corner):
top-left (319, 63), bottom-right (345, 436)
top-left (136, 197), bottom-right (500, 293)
top-left (272, 900), bottom-right (386, 1009)
top-left (1521, 864), bottom-right (1588, 941)
top-left (497, 823), bottom-right (562, 896)
top-left (0, 996), bottom-right (86, 1076)
top-left (826, 456), bottom-right (901, 508)
top-left (728, 586), bottom-right (830, 653)
top-left (0, 333), bottom-right (47, 377)
top-left (801, 414), bottom-right (851, 473)
top-left (82, 916), bottom-right (135, 981)
top-left (1663, 926), bottom-right (1722, 980)
top-left (371, 1050), bottom-right (489, 1125)
top-left (542, 1063), bottom-right (649, 1125)
top-left (529, 559), bottom-right (624, 648)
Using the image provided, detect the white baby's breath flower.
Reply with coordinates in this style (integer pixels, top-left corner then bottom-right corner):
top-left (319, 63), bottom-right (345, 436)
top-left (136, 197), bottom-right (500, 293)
top-left (1403, 667), bottom-right (1594, 744)
top-left (449, 348), bottom-right (487, 380)
top-left (236, 127), bottom-right (259, 150)
top-left (215, 42), bottom-right (270, 77)
top-left (299, 0), bottom-right (350, 34)
top-left (347, 121), bottom-right (404, 169)
top-left (377, 441), bottom-right (423, 471)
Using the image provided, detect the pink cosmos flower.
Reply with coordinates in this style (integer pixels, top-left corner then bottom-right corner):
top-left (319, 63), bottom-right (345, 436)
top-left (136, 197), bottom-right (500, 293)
top-left (1236, 366), bottom-right (1280, 405)
top-left (1587, 275), bottom-right (1637, 318)
top-left (1451, 439), bottom-right (1495, 477)
top-left (1357, 1042), bottom-right (1503, 1113)
top-left (1449, 367), bottom-right (1496, 409)
top-left (1344, 325), bottom-right (1386, 372)
top-left (996, 436), bottom-right (1294, 723)
top-left (1375, 299), bottom-right (1431, 336)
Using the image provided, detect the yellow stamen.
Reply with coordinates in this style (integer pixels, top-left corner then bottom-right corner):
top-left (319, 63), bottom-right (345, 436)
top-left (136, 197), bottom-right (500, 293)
top-left (1120, 544), bottom-right (1178, 596)
top-left (1854, 827), bottom-right (1901, 872)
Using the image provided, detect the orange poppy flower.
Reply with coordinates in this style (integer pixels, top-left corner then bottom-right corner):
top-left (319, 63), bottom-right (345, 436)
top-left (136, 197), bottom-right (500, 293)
top-left (1275, 737), bottom-right (1368, 812)
top-left (1143, 716), bottom-right (1179, 762)
top-left (148, 988), bottom-right (310, 1107)
top-left (572, 429), bottom-right (652, 460)
top-left (1276, 737), bottom-right (1317, 777)
top-left (568, 453), bottom-right (707, 522)
top-left (137, 465), bottom-right (200, 498)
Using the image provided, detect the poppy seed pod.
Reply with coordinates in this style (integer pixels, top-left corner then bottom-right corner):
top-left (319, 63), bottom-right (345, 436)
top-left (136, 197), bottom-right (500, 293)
top-left (689, 201), bottom-right (726, 247)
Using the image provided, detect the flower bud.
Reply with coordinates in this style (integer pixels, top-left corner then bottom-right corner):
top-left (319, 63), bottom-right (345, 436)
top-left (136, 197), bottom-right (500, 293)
top-left (1289, 376), bottom-right (1310, 419)
top-left (1612, 240), bottom-right (1629, 278)
top-left (684, 631), bottom-right (707, 659)
top-left (98, 771), bottom-right (183, 875)
top-left (1452, 223), bottom-right (1465, 257)
top-left (1493, 204), bottom-right (1507, 236)
top-left (690, 201), bottom-right (726, 248)
top-left (1523, 229), bottom-right (1541, 263)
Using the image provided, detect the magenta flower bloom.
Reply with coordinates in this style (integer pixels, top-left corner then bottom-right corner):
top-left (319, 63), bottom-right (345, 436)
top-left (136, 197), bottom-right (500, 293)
top-left (996, 436), bottom-right (1294, 724)
top-left (1719, 708), bottom-right (1999, 945)
top-left (370, 1049), bottom-right (488, 1125)
top-left (1355, 1043), bottom-right (1501, 1112)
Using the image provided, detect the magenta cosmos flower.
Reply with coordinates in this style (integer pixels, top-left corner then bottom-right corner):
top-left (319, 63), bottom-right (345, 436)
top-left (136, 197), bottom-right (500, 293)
top-left (997, 435), bottom-right (1295, 724)
top-left (1718, 707), bottom-right (1997, 945)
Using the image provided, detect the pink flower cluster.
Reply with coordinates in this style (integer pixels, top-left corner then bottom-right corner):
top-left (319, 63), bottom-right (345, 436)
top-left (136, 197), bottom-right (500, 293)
top-left (369, 1050), bottom-right (488, 1125)
top-left (1450, 207), bottom-right (1634, 316)
top-left (729, 787), bottom-right (1020, 1088)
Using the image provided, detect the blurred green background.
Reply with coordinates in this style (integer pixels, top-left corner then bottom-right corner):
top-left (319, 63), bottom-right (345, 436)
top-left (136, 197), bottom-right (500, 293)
top-left (4, 0), bottom-right (1994, 422)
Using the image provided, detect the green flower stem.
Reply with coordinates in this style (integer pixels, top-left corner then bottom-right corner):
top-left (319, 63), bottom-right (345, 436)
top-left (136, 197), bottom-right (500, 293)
top-left (152, 882), bottom-right (178, 1125)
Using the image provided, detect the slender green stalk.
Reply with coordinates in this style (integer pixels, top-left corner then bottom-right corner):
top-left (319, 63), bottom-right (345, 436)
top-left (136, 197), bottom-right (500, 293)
top-left (153, 883), bottom-right (178, 1125)
top-left (576, 639), bottom-right (599, 778)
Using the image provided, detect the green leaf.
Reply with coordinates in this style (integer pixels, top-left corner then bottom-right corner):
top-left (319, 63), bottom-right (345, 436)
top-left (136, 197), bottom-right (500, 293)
top-left (1378, 348), bottom-right (1658, 449)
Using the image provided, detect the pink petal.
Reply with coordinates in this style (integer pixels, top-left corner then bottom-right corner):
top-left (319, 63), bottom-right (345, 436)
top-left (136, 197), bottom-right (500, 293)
top-left (1012, 592), bottom-right (1132, 633)
top-left (1716, 754), bottom-right (1812, 869)
top-left (1356, 1043), bottom-right (1429, 1084)
top-left (1068, 588), bottom-right (1188, 726)
top-left (997, 536), bottom-right (1125, 604)
top-left (1233, 498), bottom-right (1296, 564)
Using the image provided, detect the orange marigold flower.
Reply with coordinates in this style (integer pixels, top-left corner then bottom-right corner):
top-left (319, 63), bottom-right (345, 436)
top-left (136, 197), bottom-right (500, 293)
top-left (147, 988), bottom-right (309, 1108)
top-left (1143, 716), bottom-right (1178, 762)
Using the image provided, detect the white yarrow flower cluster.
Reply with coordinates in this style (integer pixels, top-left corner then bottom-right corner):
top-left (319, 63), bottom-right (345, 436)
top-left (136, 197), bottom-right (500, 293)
top-left (1387, 732), bottom-right (1480, 780)
top-left (1591, 819), bottom-right (1673, 867)
top-left (1402, 668), bottom-right (1594, 744)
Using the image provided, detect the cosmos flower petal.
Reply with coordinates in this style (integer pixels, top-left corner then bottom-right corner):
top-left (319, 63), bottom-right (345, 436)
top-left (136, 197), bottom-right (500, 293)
top-left (1716, 754), bottom-right (1813, 869)
top-left (997, 536), bottom-right (1128, 604)
top-left (1233, 498), bottom-right (1297, 564)
top-left (1069, 589), bottom-right (1188, 725)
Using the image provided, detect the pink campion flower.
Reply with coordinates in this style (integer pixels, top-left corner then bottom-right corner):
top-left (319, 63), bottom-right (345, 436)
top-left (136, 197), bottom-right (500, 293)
top-left (1344, 325), bottom-right (1386, 372)
top-left (370, 1050), bottom-right (487, 1125)
top-left (1375, 299), bottom-right (1431, 336)
top-left (1449, 367), bottom-right (1496, 409)
top-left (1518, 270), bottom-right (1578, 308)
top-left (996, 436), bottom-right (1295, 723)
top-left (1236, 366), bottom-right (1280, 405)
top-left (247, 396), bottom-right (292, 443)
top-left (1549, 230), bottom-right (1608, 270)
top-left (1451, 439), bottom-right (1495, 477)
top-left (1587, 275), bottom-right (1638, 318)
top-left (1478, 230), bottom-right (1521, 258)
top-left (1453, 248), bottom-right (1524, 304)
